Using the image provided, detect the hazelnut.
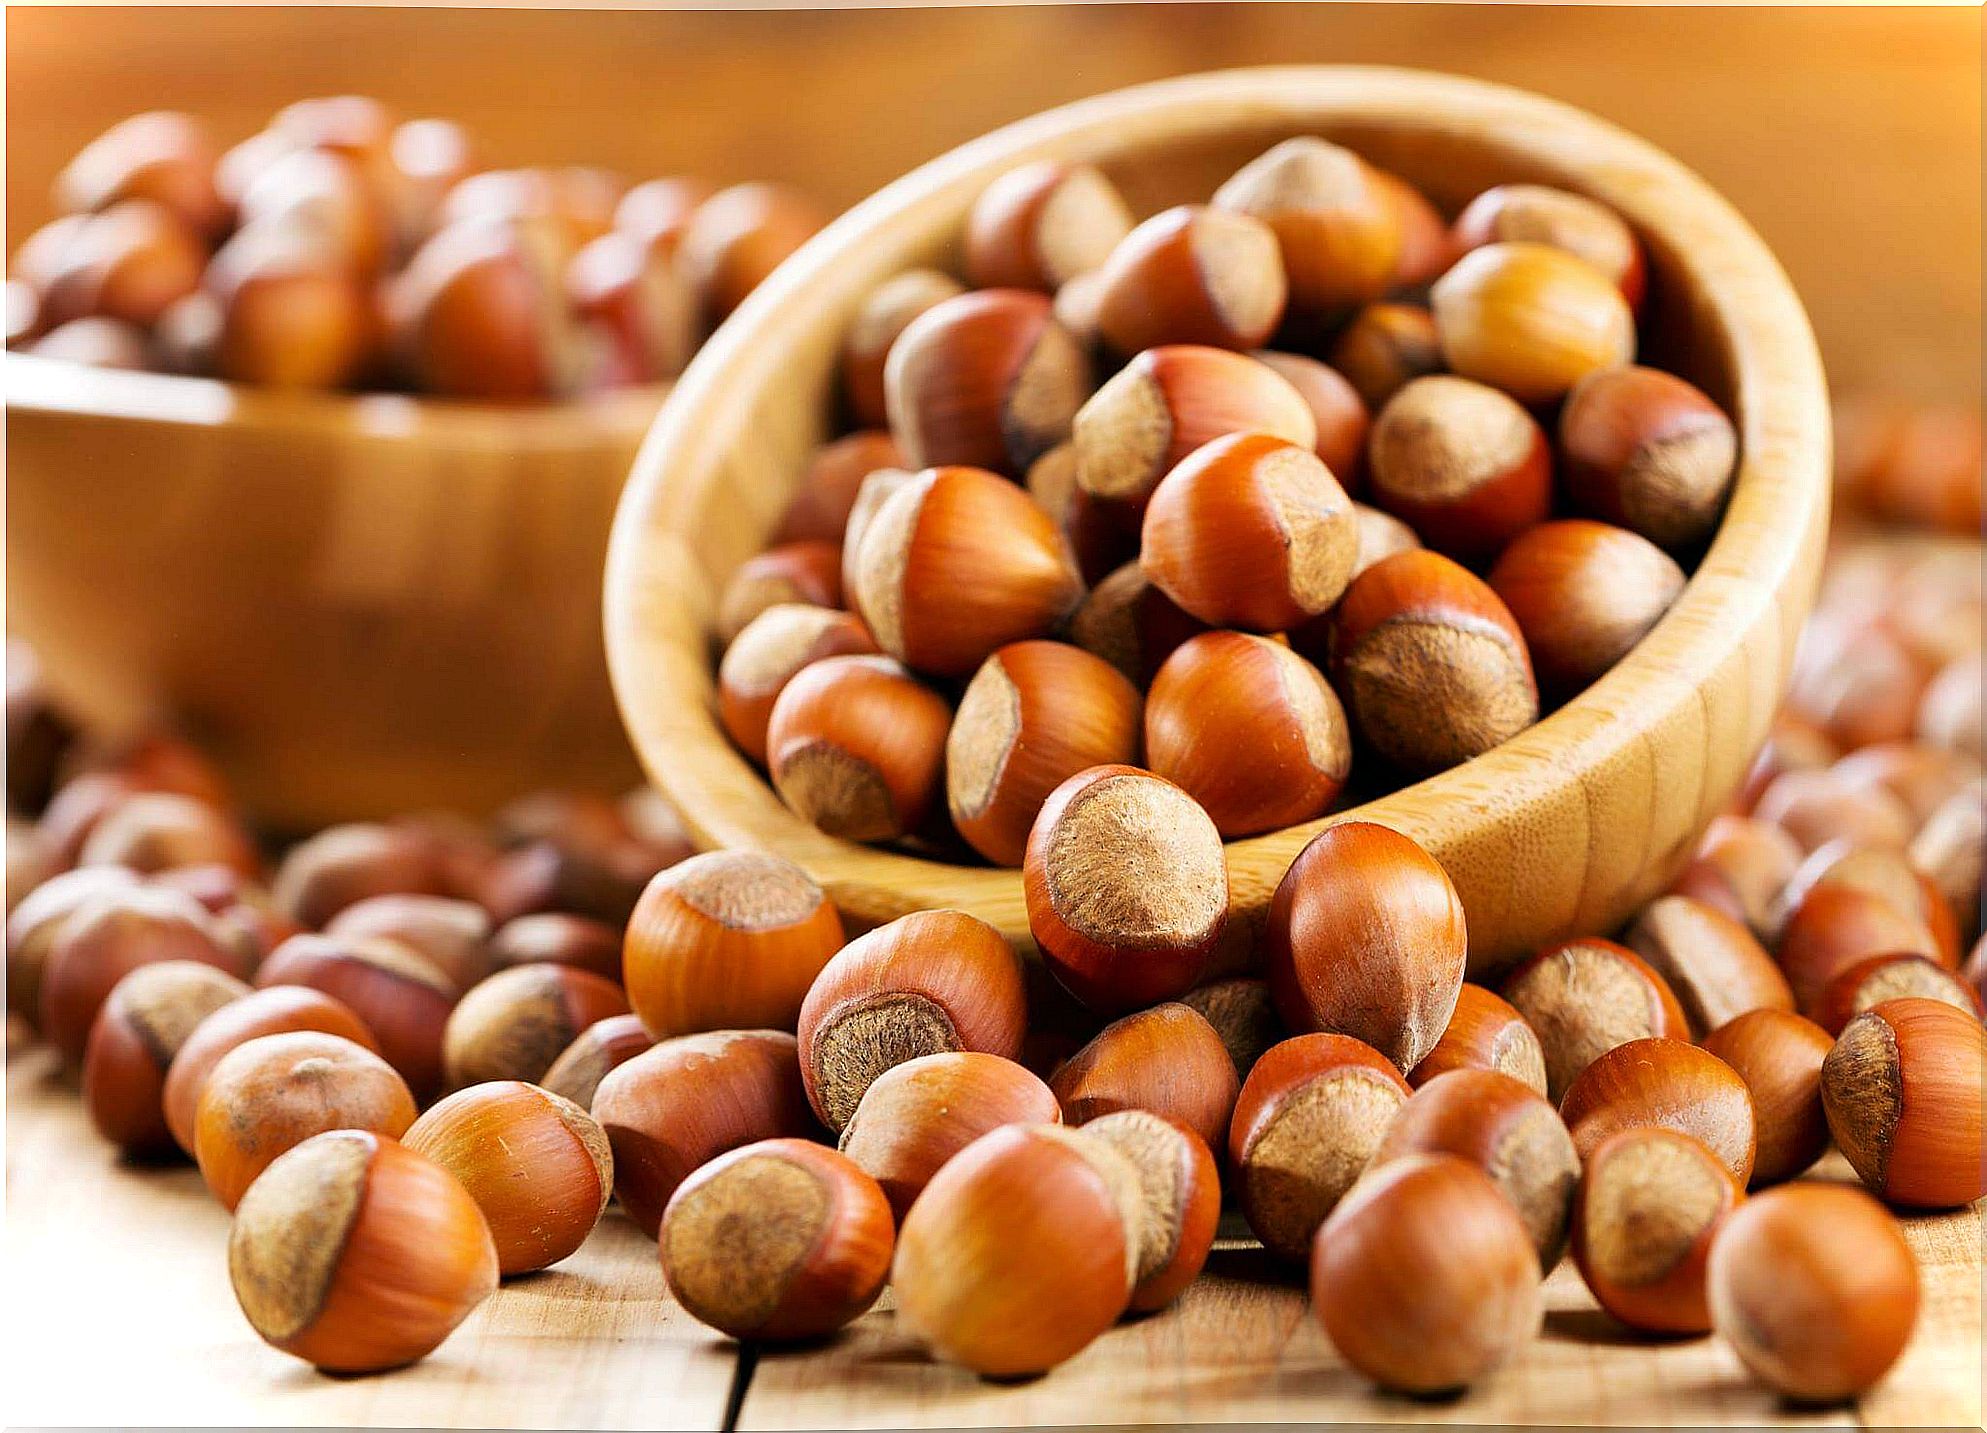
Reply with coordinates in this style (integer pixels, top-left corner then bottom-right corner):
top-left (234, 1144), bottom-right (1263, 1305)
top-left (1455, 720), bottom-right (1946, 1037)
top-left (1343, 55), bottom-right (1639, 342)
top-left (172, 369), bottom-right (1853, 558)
top-left (1211, 137), bottom-right (1402, 317)
top-left (1228, 1032), bottom-right (1411, 1262)
top-left (713, 539), bottom-right (843, 646)
top-left (675, 181), bottom-right (823, 325)
top-left (255, 933), bottom-right (460, 1101)
top-left (963, 160), bottom-right (1133, 292)
top-left (765, 655), bottom-right (953, 842)
top-left (1252, 350), bottom-right (1369, 488)
top-left (1500, 938), bottom-right (1688, 1101)
top-left (1774, 838), bottom-right (1962, 965)
top-left (325, 893), bottom-right (493, 989)
top-left (612, 175), bottom-right (712, 263)
top-left (774, 431), bottom-right (907, 547)
top-left (1821, 996), bottom-right (1986, 1208)
top-left (851, 466), bottom-right (1084, 677)
top-left (1328, 301), bottom-right (1443, 410)
top-left (4, 865), bottom-right (143, 1027)
top-left (162, 984), bottom-right (381, 1157)
top-left (1178, 976), bottom-right (1283, 1079)
top-left (719, 604), bottom-right (885, 769)
top-left (1911, 779), bottom-right (1984, 935)
top-left (1834, 741), bottom-right (1981, 827)
top-left (1370, 167), bottom-right (1449, 288)
top-left (272, 822), bottom-right (448, 928)
top-left (1407, 982), bottom-right (1548, 1096)
top-left (1666, 814), bottom-right (1803, 941)
top-left (1265, 821), bottom-right (1466, 1072)
top-left (1145, 632), bottom-right (1349, 838)
top-left (39, 199), bottom-right (206, 331)
top-left (1919, 653), bottom-right (1985, 761)
top-left (441, 963), bottom-right (629, 1088)
top-left (661, 1138), bottom-right (893, 1342)
top-left (567, 229), bottom-right (695, 384)
top-left (1707, 1185), bottom-right (1919, 1401)
top-left (1753, 766), bottom-right (1914, 855)
top-left (1622, 894), bottom-right (1793, 1035)
top-left (797, 909), bottom-right (1026, 1130)
top-left (885, 289), bottom-right (1090, 476)
top-left (1089, 205), bottom-right (1287, 354)
top-left (1024, 765), bottom-right (1228, 1014)
top-left (1559, 365), bottom-right (1738, 551)
top-left (1081, 1109), bottom-right (1221, 1312)
top-left (206, 222), bottom-right (376, 390)
top-left (590, 1030), bottom-right (816, 1238)
top-left (82, 960), bottom-right (250, 1156)
top-left (390, 219), bottom-right (574, 398)
top-left (1327, 549), bottom-right (1539, 775)
top-left (56, 110), bottom-right (227, 238)
top-left (1142, 432), bottom-right (1358, 632)
top-left (1813, 952), bottom-right (1980, 1039)
top-left (539, 1013), bottom-right (654, 1111)
top-left (404, 1081), bottom-right (613, 1275)
top-left (1050, 1002), bottom-right (1240, 1154)
top-left (892, 1123), bottom-right (1142, 1376)
top-left (946, 641), bottom-right (1143, 867)
top-left (229, 1131), bottom-right (497, 1372)
top-left (195, 1030), bottom-right (416, 1209)
top-left (1367, 375), bottom-right (1552, 562)
top-left (1570, 1126), bottom-right (1740, 1334)
top-left (1311, 1153), bottom-right (1542, 1393)
top-left (1698, 1009), bottom-right (1833, 1186)
top-left (1777, 884), bottom-right (1945, 1014)
top-left (624, 850), bottom-right (844, 1038)
top-left (838, 467), bottom-right (914, 602)
top-left (1787, 618), bottom-right (1929, 751)
top-left (1430, 241), bottom-right (1635, 403)
top-left (1372, 1068), bottom-right (1579, 1270)
top-left (1072, 344), bottom-right (1315, 511)
top-left (1451, 184), bottom-right (1646, 306)
top-left (236, 148), bottom-right (391, 277)
top-left (1559, 1036), bottom-right (1756, 1185)
top-left (1067, 561), bottom-right (1210, 687)
top-left (1026, 441), bottom-right (1137, 582)
top-left (841, 270), bottom-right (966, 428)
top-left (1488, 520), bottom-right (1686, 701)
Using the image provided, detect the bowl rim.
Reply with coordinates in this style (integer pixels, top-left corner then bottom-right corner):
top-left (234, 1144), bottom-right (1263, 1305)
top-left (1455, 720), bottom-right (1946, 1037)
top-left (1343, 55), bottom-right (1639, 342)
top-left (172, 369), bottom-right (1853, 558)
top-left (4, 350), bottom-right (664, 442)
top-left (604, 63), bottom-right (1831, 960)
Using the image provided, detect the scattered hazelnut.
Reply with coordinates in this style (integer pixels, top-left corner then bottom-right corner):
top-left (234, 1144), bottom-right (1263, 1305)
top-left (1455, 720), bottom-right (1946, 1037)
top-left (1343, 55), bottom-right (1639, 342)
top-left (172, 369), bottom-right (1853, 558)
top-left (1812, 953), bottom-right (1980, 1038)
top-left (1569, 1126), bottom-right (1740, 1334)
top-left (1821, 996), bottom-right (1986, 1208)
top-left (1050, 1002), bottom-right (1240, 1154)
top-left (82, 960), bottom-right (250, 1156)
top-left (1666, 814), bottom-right (1803, 941)
top-left (1777, 884), bottom-right (1945, 1014)
top-left (255, 933), bottom-right (460, 1101)
top-left (1500, 937), bottom-right (1688, 1101)
top-left (441, 962), bottom-right (629, 1088)
top-left (1698, 1009), bottom-right (1833, 1186)
top-left (325, 893), bottom-right (494, 989)
top-left (272, 822), bottom-right (448, 929)
top-left (4, 865), bottom-right (143, 1027)
top-left (1622, 894), bottom-right (1793, 1035)
top-left (1559, 1036), bottom-right (1756, 1185)
top-left (1407, 982), bottom-right (1548, 1096)
top-left (1081, 1109), bottom-right (1221, 1312)
top-left (1178, 976), bottom-right (1283, 1079)
top-left (1753, 766), bottom-right (1915, 855)
top-left (539, 1013), bottom-right (654, 1111)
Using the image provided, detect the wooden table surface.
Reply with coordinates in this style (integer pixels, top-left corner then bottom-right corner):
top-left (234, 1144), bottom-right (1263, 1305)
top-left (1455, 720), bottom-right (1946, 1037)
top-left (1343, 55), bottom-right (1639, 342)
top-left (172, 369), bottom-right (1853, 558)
top-left (5, 1039), bottom-right (1980, 1430)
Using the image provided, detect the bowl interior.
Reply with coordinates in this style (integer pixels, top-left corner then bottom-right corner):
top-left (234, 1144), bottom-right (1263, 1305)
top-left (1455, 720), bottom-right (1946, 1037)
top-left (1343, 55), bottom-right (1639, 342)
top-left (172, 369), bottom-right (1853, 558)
top-left (606, 66), bottom-right (1828, 969)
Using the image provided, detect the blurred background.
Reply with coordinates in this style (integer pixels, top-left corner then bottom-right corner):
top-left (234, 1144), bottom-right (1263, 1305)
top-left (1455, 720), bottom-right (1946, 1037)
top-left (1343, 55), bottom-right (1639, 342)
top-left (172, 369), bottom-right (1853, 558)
top-left (7, 3), bottom-right (1981, 404)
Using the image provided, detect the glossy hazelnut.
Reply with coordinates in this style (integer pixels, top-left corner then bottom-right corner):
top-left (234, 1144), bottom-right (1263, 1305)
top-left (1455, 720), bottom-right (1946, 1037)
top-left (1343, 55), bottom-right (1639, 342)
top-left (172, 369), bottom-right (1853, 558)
top-left (885, 289), bottom-right (1090, 476)
top-left (1090, 204), bottom-right (1286, 354)
top-left (325, 893), bottom-right (493, 989)
top-left (1142, 432), bottom-right (1358, 632)
top-left (1699, 1009), bottom-right (1833, 1186)
top-left (162, 984), bottom-right (380, 1157)
top-left (1622, 894), bottom-right (1793, 1036)
top-left (1071, 344), bottom-right (1315, 511)
top-left (1179, 976), bottom-right (1283, 1079)
top-left (480, 913), bottom-right (617, 983)
top-left (673, 181), bottom-right (822, 324)
top-left (1253, 350), bottom-right (1369, 487)
top-left (591, 1029), bottom-right (817, 1238)
top-left (40, 884), bottom-right (244, 1063)
top-left (1822, 996), bottom-right (1985, 1208)
top-left (841, 269), bottom-right (966, 428)
top-left (566, 229), bottom-right (694, 383)
top-left (195, 1030), bottom-right (417, 1209)
top-left (797, 909), bottom-right (1025, 1130)
top-left (539, 1013), bottom-right (654, 1110)
top-left (5, 865), bottom-right (143, 1025)
top-left (56, 110), bottom-right (227, 238)
top-left (39, 200), bottom-right (206, 330)
top-left (1451, 184), bottom-right (1646, 306)
top-left (1666, 813), bottom-right (1803, 940)
top-left (1328, 301), bottom-right (1444, 410)
top-left (851, 466), bottom-right (1084, 677)
top-left (764, 655), bottom-right (952, 842)
top-left (1228, 1032), bottom-right (1412, 1262)
top-left (272, 822), bottom-right (448, 928)
top-left (441, 963), bottom-right (629, 1089)
top-left (1020, 445), bottom-right (1136, 586)
top-left (1373, 1068), bottom-right (1579, 1270)
top-left (1367, 375), bottom-right (1552, 562)
top-left (1408, 983), bottom-right (1548, 1096)
top-left (1559, 1036), bottom-right (1756, 1185)
top-left (892, 1123), bottom-right (1142, 1376)
top-left (838, 466), bottom-right (914, 600)
top-left (1777, 885), bottom-right (1945, 1014)
top-left (1067, 561), bottom-right (1210, 686)
top-left (1265, 821), bottom-right (1466, 1072)
top-left (1082, 1109), bottom-right (1221, 1312)
top-left (624, 850), bottom-right (844, 1038)
top-left (1753, 766), bottom-right (1914, 855)
top-left (1145, 632), bottom-right (1349, 838)
top-left (1774, 838), bottom-right (1961, 966)
top-left (1560, 366), bottom-right (1738, 551)
top-left (255, 933), bottom-right (460, 1101)
top-left (1813, 953), bottom-right (1980, 1039)
top-left (1024, 765), bottom-right (1228, 1014)
top-left (229, 1130), bottom-right (497, 1372)
top-left (1050, 1002), bottom-right (1239, 1154)
top-left (1431, 241), bottom-right (1635, 403)
top-left (1488, 520), bottom-right (1685, 700)
top-left (1707, 1185), bottom-right (1919, 1401)
top-left (1311, 1153), bottom-right (1542, 1393)
top-left (82, 960), bottom-right (250, 1155)
top-left (205, 222), bottom-right (375, 390)
top-left (1570, 1126), bottom-right (1740, 1334)
top-left (1211, 137), bottom-right (1402, 317)
top-left (964, 160), bottom-right (1133, 292)
top-left (1327, 549), bottom-right (1539, 775)
top-left (713, 539), bottom-right (843, 646)
top-left (774, 430), bottom-right (907, 547)
top-left (1500, 938), bottom-right (1687, 1101)
top-left (662, 1138), bottom-right (892, 1341)
top-left (1371, 167), bottom-right (1449, 288)
top-left (390, 219), bottom-right (574, 398)
top-left (405, 1081), bottom-right (613, 1275)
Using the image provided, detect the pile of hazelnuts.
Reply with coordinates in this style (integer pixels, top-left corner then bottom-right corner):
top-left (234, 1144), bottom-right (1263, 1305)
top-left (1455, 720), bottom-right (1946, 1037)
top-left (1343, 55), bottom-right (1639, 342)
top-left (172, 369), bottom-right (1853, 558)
top-left (4, 99), bottom-right (823, 397)
top-left (716, 140), bottom-right (1740, 865)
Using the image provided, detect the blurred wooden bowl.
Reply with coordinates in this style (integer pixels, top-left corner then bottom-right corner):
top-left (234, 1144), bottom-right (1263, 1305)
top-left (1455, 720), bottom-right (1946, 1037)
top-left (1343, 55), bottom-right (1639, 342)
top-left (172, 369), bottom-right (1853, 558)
top-left (605, 66), bottom-right (1831, 973)
top-left (7, 354), bottom-right (660, 828)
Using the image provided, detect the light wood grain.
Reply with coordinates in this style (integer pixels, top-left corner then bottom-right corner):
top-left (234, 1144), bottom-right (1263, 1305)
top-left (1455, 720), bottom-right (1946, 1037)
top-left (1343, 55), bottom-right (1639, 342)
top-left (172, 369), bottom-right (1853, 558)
top-left (605, 65), bottom-right (1832, 976)
top-left (4, 359), bottom-right (662, 830)
top-left (8, 1038), bottom-right (1977, 1429)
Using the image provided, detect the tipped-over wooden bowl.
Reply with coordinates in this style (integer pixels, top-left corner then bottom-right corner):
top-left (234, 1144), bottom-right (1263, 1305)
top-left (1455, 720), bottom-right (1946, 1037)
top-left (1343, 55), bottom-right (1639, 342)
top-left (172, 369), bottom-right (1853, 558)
top-left (6, 356), bottom-right (659, 828)
top-left (605, 66), bottom-right (1830, 974)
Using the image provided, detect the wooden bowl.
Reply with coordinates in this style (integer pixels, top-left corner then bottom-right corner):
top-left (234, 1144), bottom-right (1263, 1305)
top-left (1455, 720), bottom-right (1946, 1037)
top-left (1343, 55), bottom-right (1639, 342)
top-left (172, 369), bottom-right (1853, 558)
top-left (6, 354), bottom-right (659, 829)
top-left (605, 66), bottom-right (1830, 973)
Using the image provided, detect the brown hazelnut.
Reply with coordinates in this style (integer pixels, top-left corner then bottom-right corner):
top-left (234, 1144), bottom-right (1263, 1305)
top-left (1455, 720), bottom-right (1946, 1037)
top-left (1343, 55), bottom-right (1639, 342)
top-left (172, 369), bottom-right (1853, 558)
top-left (1178, 976), bottom-right (1283, 1079)
top-left (1211, 137), bottom-right (1402, 318)
top-left (1430, 241), bottom-right (1635, 404)
top-left (774, 431), bottom-right (907, 547)
top-left (1699, 1008), bottom-right (1833, 1186)
top-left (441, 963), bottom-right (629, 1088)
top-left (964, 160), bottom-right (1133, 292)
top-left (1090, 204), bottom-right (1287, 354)
top-left (325, 893), bottom-right (493, 989)
top-left (1451, 184), bottom-right (1646, 306)
top-left (1500, 938), bottom-right (1688, 1101)
top-left (1570, 1126), bottom-right (1740, 1334)
top-left (272, 822), bottom-right (448, 929)
top-left (1050, 1002), bottom-right (1240, 1154)
top-left (1328, 301), bottom-right (1444, 410)
top-left (1559, 1036), bottom-right (1756, 1185)
top-left (1067, 561), bottom-right (1210, 687)
top-left (1560, 366), bottom-right (1738, 551)
top-left (675, 181), bottom-right (823, 325)
top-left (82, 960), bottom-right (250, 1156)
top-left (1821, 996), bottom-right (1985, 1208)
top-left (713, 539), bottom-right (843, 646)
top-left (1407, 982), bottom-right (1548, 1097)
top-left (841, 270), bottom-right (966, 428)
top-left (1252, 350), bottom-right (1369, 489)
top-left (1622, 894), bottom-right (1794, 1035)
top-left (255, 933), bottom-right (460, 1101)
top-left (56, 110), bottom-right (227, 238)
top-left (1081, 1109), bottom-right (1221, 1313)
top-left (1367, 374), bottom-right (1552, 562)
top-left (764, 655), bottom-right (953, 842)
top-left (539, 1012), bottom-right (655, 1110)
top-left (1488, 520), bottom-right (1686, 701)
